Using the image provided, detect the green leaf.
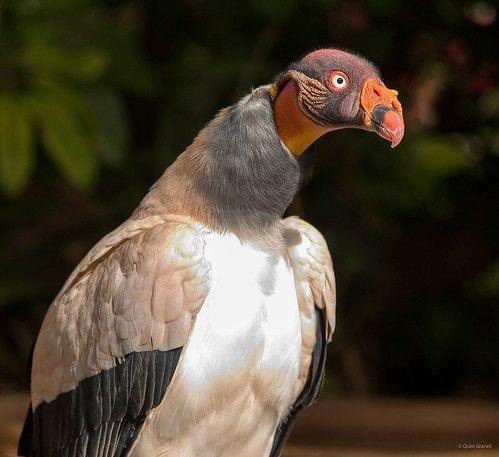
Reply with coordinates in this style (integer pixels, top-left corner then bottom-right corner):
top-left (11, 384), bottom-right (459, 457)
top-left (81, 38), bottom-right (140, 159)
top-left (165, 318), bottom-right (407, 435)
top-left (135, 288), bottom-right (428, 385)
top-left (411, 136), bottom-right (473, 178)
top-left (106, 43), bottom-right (155, 95)
top-left (32, 77), bottom-right (97, 130)
top-left (468, 261), bottom-right (499, 299)
top-left (21, 41), bottom-right (109, 83)
top-left (73, 48), bottom-right (110, 82)
top-left (87, 89), bottom-right (128, 166)
top-left (0, 95), bottom-right (35, 197)
top-left (30, 91), bottom-right (98, 190)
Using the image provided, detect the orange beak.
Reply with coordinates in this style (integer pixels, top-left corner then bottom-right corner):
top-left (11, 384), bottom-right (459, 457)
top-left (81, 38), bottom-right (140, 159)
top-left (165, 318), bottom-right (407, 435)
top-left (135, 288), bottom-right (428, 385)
top-left (360, 79), bottom-right (404, 148)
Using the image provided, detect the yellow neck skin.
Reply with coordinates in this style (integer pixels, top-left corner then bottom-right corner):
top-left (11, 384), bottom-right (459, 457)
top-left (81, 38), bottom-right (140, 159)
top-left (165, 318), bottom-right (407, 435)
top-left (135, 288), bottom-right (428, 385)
top-left (272, 81), bottom-right (329, 156)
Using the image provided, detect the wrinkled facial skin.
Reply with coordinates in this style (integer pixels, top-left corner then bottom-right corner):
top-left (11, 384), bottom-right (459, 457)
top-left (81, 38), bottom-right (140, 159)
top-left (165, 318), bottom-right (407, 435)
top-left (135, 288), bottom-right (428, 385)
top-left (293, 49), bottom-right (378, 126)
top-left (276, 49), bottom-right (404, 147)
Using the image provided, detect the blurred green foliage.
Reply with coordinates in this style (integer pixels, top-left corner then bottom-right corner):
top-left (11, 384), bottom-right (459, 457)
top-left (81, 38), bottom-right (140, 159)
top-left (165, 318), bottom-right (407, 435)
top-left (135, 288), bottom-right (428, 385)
top-left (0, 0), bottom-right (153, 195)
top-left (0, 0), bottom-right (497, 397)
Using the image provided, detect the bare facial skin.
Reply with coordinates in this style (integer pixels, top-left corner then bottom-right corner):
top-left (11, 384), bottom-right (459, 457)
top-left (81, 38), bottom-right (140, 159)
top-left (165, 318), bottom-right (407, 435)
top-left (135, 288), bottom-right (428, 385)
top-left (272, 49), bottom-right (404, 155)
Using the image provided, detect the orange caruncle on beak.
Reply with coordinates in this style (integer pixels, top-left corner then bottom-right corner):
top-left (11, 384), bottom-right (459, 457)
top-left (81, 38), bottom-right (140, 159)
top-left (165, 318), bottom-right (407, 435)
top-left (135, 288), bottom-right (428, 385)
top-left (361, 79), bottom-right (404, 148)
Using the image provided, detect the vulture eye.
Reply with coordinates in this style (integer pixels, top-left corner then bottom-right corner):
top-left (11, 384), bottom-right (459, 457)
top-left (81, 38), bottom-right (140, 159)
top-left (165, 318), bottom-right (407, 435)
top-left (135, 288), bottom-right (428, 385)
top-left (327, 71), bottom-right (349, 91)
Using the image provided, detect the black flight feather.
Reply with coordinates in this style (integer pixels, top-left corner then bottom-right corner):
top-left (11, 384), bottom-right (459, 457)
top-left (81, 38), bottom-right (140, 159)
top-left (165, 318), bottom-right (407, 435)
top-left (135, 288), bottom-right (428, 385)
top-left (269, 307), bottom-right (328, 457)
top-left (18, 348), bottom-right (181, 457)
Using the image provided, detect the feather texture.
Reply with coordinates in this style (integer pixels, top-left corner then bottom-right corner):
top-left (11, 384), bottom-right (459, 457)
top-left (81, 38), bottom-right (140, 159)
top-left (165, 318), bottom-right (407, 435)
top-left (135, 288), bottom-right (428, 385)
top-left (19, 85), bottom-right (337, 457)
top-left (20, 216), bottom-right (210, 455)
top-left (269, 217), bottom-right (336, 456)
top-left (24, 349), bottom-right (180, 456)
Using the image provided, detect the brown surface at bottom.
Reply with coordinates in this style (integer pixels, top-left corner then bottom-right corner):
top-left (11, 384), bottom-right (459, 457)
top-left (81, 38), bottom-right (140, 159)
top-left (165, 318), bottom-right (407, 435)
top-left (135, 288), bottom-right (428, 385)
top-left (284, 447), bottom-right (498, 457)
top-left (1, 393), bottom-right (498, 457)
top-left (0, 393), bottom-right (26, 457)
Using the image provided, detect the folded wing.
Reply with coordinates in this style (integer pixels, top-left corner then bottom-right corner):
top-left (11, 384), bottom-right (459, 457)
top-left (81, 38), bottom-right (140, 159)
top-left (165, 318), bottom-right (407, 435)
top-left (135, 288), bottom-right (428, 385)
top-left (270, 216), bottom-right (336, 456)
top-left (19, 216), bottom-right (210, 457)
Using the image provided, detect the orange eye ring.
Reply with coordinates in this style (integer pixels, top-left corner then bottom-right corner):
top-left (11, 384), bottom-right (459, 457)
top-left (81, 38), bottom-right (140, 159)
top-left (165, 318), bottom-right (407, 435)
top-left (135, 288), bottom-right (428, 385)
top-left (326, 71), bottom-right (349, 91)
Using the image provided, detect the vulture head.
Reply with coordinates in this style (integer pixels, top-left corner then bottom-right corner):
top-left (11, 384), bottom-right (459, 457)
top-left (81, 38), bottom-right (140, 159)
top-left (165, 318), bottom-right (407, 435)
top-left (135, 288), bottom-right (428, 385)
top-left (271, 48), bottom-right (404, 155)
top-left (142, 48), bottom-right (405, 235)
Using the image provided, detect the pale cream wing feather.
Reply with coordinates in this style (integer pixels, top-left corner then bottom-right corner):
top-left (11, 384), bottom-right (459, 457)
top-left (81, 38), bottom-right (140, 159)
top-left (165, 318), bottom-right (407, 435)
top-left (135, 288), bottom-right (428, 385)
top-left (282, 216), bottom-right (336, 395)
top-left (31, 215), bottom-right (210, 408)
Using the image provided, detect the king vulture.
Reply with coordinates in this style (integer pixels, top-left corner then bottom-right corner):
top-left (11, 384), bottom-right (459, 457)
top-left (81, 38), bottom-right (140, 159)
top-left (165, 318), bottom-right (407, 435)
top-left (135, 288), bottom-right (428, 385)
top-left (18, 48), bottom-right (404, 457)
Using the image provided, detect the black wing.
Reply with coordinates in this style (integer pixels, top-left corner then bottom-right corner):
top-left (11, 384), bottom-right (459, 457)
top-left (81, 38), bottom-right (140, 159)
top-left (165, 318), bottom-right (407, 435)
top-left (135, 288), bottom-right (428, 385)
top-left (269, 307), bottom-right (328, 457)
top-left (18, 348), bottom-right (181, 457)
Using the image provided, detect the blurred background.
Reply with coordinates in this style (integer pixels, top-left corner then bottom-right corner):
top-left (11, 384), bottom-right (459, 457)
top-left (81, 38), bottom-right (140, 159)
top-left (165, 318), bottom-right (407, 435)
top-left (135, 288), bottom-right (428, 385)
top-left (0, 0), bottom-right (498, 455)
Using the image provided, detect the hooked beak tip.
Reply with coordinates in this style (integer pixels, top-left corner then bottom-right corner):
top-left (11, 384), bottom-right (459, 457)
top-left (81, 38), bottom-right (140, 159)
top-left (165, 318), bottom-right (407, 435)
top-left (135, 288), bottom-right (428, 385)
top-left (369, 105), bottom-right (404, 149)
top-left (384, 109), bottom-right (404, 148)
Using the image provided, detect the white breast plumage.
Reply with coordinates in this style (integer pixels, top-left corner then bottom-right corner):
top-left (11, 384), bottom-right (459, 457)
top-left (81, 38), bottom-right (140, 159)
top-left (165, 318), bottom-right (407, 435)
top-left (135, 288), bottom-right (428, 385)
top-left (133, 231), bottom-right (302, 456)
top-left (182, 231), bottom-right (301, 387)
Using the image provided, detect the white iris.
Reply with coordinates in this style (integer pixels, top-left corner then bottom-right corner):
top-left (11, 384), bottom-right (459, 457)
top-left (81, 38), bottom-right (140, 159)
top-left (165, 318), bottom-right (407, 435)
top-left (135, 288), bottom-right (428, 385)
top-left (333, 75), bottom-right (346, 88)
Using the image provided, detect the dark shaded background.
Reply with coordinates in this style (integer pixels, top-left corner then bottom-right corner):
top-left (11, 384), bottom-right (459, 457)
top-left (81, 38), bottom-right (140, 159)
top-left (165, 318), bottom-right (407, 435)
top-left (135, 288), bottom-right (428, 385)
top-left (0, 0), bottom-right (498, 403)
